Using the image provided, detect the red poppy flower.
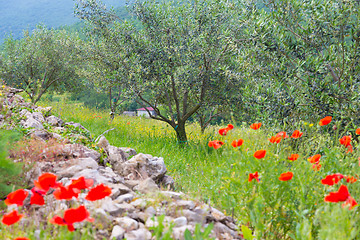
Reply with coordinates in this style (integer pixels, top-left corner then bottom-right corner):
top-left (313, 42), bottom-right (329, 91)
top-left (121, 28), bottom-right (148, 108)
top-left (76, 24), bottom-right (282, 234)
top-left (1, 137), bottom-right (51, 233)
top-left (68, 176), bottom-right (94, 191)
top-left (227, 124), bottom-right (234, 130)
top-left (231, 139), bottom-right (244, 148)
top-left (346, 176), bottom-right (357, 183)
top-left (279, 172), bottom-right (293, 181)
top-left (34, 173), bottom-right (60, 193)
top-left (85, 184), bottom-right (112, 201)
top-left (269, 136), bottom-right (282, 144)
top-left (290, 130), bottom-right (303, 139)
top-left (50, 206), bottom-right (94, 231)
top-left (49, 215), bottom-right (67, 226)
top-left (254, 150), bottom-right (266, 159)
top-left (218, 128), bottom-right (228, 136)
top-left (250, 123), bottom-right (262, 130)
top-left (1, 210), bottom-right (24, 226)
top-left (64, 205), bottom-right (94, 225)
top-left (30, 188), bottom-right (45, 205)
top-left (324, 185), bottom-right (350, 202)
top-left (342, 196), bottom-right (358, 210)
top-left (4, 189), bottom-right (28, 206)
top-left (321, 174), bottom-right (344, 186)
top-left (356, 128), bottom-right (360, 135)
top-left (13, 238), bottom-right (31, 240)
top-left (308, 154), bottom-right (321, 164)
top-left (339, 136), bottom-right (352, 147)
top-left (248, 172), bottom-right (259, 182)
top-left (208, 140), bottom-right (225, 149)
top-left (275, 131), bottom-right (289, 139)
top-left (312, 163), bottom-right (321, 171)
top-left (53, 185), bottom-right (80, 201)
top-left (287, 154), bottom-right (299, 161)
top-left (319, 116), bottom-right (332, 126)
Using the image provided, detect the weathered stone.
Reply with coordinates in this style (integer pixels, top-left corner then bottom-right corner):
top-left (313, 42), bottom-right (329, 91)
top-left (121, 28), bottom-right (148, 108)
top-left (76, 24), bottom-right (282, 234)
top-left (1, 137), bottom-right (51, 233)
top-left (115, 193), bottom-right (134, 203)
top-left (172, 225), bottom-right (195, 240)
top-left (124, 228), bottom-right (152, 240)
top-left (174, 216), bottom-right (187, 227)
top-left (118, 153), bottom-right (167, 181)
top-left (110, 225), bottom-right (125, 240)
top-left (73, 169), bottom-right (114, 185)
top-left (46, 115), bottom-right (64, 127)
top-left (30, 130), bottom-right (51, 141)
top-left (101, 199), bottom-right (135, 216)
top-left (130, 198), bottom-right (148, 209)
top-left (160, 191), bottom-right (184, 200)
top-left (106, 145), bottom-right (128, 171)
top-left (134, 178), bottom-right (159, 194)
top-left (213, 222), bottom-right (240, 239)
top-left (145, 206), bottom-right (156, 216)
top-left (108, 183), bottom-right (132, 199)
top-left (209, 207), bottom-right (226, 222)
top-left (22, 117), bottom-right (44, 129)
top-left (93, 208), bottom-right (114, 229)
top-left (32, 112), bottom-right (45, 122)
top-left (56, 158), bottom-right (99, 179)
top-left (97, 136), bottom-right (110, 149)
top-left (179, 209), bottom-right (205, 224)
top-left (175, 200), bottom-right (196, 210)
top-left (124, 180), bottom-right (141, 189)
top-left (159, 175), bottom-right (175, 189)
top-left (115, 216), bottom-right (139, 231)
top-left (98, 167), bottom-right (124, 184)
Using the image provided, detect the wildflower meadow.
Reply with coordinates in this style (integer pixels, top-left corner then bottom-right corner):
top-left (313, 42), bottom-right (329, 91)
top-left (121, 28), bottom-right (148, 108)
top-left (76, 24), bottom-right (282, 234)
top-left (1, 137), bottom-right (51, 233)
top-left (6, 98), bottom-right (353, 239)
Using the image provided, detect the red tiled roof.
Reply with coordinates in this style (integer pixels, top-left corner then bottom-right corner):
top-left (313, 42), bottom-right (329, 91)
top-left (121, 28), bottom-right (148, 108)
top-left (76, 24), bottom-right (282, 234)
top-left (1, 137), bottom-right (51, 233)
top-left (136, 107), bottom-right (154, 111)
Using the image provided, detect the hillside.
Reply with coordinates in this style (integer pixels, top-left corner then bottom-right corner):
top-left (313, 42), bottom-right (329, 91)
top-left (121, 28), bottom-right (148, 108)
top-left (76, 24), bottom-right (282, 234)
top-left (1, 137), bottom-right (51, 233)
top-left (0, 0), bottom-right (126, 43)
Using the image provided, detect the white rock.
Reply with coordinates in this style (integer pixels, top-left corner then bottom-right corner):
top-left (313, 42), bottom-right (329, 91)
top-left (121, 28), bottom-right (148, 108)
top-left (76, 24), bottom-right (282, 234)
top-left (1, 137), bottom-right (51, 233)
top-left (115, 216), bottom-right (139, 231)
top-left (110, 225), bottom-right (125, 240)
top-left (174, 216), bottom-right (187, 227)
top-left (115, 193), bottom-right (134, 203)
top-left (124, 228), bottom-right (152, 240)
top-left (134, 178), bottom-right (159, 194)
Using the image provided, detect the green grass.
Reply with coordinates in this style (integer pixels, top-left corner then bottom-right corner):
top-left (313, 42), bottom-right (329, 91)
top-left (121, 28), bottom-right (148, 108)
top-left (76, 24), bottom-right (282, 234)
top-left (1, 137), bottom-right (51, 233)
top-left (3, 94), bottom-right (359, 239)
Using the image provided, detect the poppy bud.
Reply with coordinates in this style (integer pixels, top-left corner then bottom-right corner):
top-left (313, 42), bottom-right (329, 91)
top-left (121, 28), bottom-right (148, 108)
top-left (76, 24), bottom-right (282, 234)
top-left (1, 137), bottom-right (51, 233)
top-left (333, 125), bottom-right (337, 130)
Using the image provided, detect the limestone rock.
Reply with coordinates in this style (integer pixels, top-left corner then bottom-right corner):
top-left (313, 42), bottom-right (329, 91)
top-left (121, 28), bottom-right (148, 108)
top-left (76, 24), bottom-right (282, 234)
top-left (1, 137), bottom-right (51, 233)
top-left (31, 112), bottom-right (45, 122)
top-left (174, 216), bottom-right (187, 227)
top-left (22, 117), bottom-right (44, 129)
top-left (110, 225), bottom-right (125, 240)
top-left (115, 193), bottom-right (134, 203)
top-left (46, 115), bottom-right (64, 127)
top-left (119, 153), bottom-right (167, 181)
top-left (124, 228), bottom-right (152, 240)
top-left (134, 178), bottom-right (159, 194)
top-left (114, 216), bottom-right (139, 231)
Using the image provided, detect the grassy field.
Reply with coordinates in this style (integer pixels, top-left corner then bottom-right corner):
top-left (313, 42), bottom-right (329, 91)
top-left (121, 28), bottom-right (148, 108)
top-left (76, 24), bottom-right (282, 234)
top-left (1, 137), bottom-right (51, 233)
top-left (3, 94), bottom-right (357, 239)
top-left (37, 95), bottom-right (360, 239)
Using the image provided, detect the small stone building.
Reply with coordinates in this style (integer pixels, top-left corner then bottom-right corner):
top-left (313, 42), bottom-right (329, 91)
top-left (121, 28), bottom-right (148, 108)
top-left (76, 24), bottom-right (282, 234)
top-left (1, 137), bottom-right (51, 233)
top-left (137, 107), bottom-right (156, 118)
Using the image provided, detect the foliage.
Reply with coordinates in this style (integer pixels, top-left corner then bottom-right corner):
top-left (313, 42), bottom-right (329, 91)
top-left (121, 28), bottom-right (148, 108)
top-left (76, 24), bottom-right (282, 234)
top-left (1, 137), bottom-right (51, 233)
top-left (75, 0), bottom-right (242, 142)
top-left (0, 26), bottom-right (83, 103)
top-left (0, 130), bottom-right (21, 199)
top-left (234, 0), bottom-right (360, 126)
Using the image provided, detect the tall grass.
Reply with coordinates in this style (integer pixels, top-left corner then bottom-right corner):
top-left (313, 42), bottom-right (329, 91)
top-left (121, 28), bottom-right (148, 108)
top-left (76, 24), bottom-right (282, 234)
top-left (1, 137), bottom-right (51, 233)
top-left (37, 95), bottom-right (360, 239)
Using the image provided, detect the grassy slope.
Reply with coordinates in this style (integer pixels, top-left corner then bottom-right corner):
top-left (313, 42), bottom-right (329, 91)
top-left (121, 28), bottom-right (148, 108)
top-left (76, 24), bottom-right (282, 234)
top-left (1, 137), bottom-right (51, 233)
top-left (38, 96), bottom-right (360, 239)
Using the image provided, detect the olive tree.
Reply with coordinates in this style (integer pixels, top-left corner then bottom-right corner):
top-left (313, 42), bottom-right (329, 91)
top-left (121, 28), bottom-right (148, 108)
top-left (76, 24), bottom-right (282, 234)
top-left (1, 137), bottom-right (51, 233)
top-left (235, 0), bottom-right (360, 124)
top-left (0, 26), bottom-right (82, 103)
top-left (76, 0), bottom-right (242, 142)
